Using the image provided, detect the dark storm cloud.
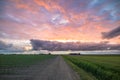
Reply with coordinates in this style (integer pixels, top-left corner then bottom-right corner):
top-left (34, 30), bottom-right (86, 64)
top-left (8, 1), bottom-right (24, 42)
top-left (30, 39), bottom-right (120, 50)
top-left (102, 26), bottom-right (120, 39)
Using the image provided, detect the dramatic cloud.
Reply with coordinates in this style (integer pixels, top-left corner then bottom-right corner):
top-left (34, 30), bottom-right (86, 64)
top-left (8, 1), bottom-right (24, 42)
top-left (0, 0), bottom-right (120, 44)
top-left (102, 26), bottom-right (120, 39)
top-left (0, 40), bottom-right (13, 50)
top-left (30, 39), bottom-right (120, 50)
top-left (0, 39), bottom-right (32, 51)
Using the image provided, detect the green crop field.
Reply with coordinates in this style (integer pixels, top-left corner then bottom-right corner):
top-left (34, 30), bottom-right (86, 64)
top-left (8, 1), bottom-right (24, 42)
top-left (63, 55), bottom-right (120, 80)
top-left (0, 54), bottom-right (55, 74)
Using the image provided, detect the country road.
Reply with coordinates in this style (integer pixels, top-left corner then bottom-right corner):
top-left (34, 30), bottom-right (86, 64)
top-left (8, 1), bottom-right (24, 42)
top-left (0, 56), bottom-right (80, 80)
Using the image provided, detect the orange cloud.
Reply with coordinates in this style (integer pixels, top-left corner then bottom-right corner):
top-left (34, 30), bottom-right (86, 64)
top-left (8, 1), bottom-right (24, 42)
top-left (1, 0), bottom-right (119, 44)
top-left (34, 0), bottom-right (51, 11)
top-left (12, 0), bottom-right (38, 14)
top-left (34, 0), bottom-right (66, 13)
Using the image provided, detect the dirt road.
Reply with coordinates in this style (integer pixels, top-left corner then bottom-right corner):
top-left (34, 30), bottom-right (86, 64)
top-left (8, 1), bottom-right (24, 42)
top-left (0, 56), bottom-right (80, 80)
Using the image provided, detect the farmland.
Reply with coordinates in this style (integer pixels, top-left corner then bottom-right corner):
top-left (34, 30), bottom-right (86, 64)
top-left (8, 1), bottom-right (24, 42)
top-left (0, 55), bottom-right (80, 80)
top-left (63, 55), bottom-right (120, 80)
top-left (0, 54), bottom-right (54, 74)
top-left (0, 54), bottom-right (120, 80)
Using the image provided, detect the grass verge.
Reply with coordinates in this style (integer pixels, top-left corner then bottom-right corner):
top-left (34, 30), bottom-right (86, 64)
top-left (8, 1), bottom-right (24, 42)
top-left (63, 56), bottom-right (98, 80)
top-left (63, 55), bottom-right (120, 80)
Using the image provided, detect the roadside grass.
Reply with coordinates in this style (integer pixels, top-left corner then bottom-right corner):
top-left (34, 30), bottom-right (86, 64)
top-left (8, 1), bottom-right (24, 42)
top-left (63, 55), bottom-right (120, 80)
top-left (64, 57), bottom-right (98, 80)
top-left (0, 54), bottom-right (55, 74)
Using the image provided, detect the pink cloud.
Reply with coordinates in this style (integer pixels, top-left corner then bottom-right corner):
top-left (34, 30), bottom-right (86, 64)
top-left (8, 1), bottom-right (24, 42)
top-left (0, 0), bottom-right (120, 44)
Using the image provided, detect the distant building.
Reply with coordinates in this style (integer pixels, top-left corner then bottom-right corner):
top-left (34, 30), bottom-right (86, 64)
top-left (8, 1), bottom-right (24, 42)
top-left (69, 53), bottom-right (80, 55)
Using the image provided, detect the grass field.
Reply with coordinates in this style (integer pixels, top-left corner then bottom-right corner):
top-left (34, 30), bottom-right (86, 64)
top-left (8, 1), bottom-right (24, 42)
top-left (0, 54), bottom-right (55, 74)
top-left (63, 55), bottom-right (120, 80)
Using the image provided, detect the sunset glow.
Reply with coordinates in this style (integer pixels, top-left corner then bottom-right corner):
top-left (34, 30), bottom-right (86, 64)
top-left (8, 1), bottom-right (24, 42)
top-left (0, 0), bottom-right (120, 44)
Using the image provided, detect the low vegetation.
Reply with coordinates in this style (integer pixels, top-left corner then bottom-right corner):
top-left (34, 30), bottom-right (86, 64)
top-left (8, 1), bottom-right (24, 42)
top-left (63, 55), bottom-right (120, 80)
top-left (0, 54), bottom-right (55, 74)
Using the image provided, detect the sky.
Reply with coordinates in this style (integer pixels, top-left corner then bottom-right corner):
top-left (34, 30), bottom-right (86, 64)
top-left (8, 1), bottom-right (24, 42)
top-left (0, 0), bottom-right (120, 44)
